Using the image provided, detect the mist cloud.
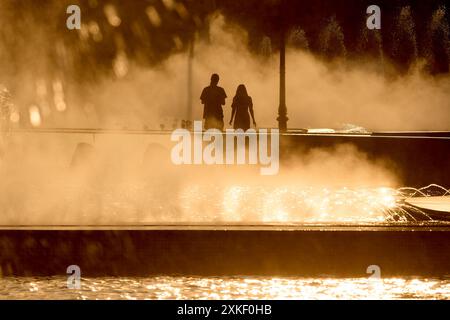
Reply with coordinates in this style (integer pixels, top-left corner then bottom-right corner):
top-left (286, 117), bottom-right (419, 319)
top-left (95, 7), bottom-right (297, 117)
top-left (80, 14), bottom-right (450, 131)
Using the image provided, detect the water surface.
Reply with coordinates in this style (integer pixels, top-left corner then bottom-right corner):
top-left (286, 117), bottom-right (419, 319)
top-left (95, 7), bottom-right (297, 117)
top-left (1, 276), bottom-right (449, 300)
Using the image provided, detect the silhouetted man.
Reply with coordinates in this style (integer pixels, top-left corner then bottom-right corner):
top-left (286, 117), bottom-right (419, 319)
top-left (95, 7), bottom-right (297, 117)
top-left (200, 73), bottom-right (227, 131)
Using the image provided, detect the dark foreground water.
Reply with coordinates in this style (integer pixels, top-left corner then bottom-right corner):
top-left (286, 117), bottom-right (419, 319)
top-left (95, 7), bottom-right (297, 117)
top-left (1, 276), bottom-right (449, 300)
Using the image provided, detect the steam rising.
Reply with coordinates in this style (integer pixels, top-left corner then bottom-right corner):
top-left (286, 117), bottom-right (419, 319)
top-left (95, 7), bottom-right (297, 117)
top-left (0, 13), bottom-right (448, 225)
top-left (0, 136), bottom-right (399, 225)
top-left (66, 14), bottom-right (449, 131)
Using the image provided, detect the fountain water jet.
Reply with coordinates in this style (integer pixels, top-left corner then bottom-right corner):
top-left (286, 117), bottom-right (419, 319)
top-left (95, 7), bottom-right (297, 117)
top-left (287, 26), bottom-right (309, 51)
top-left (424, 6), bottom-right (450, 74)
top-left (392, 6), bottom-right (418, 73)
top-left (318, 16), bottom-right (346, 61)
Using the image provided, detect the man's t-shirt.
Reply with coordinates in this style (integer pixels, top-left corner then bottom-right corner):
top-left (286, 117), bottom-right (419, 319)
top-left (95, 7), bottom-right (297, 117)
top-left (200, 85), bottom-right (227, 120)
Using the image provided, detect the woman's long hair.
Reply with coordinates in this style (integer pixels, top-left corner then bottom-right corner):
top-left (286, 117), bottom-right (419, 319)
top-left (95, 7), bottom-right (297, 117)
top-left (235, 84), bottom-right (248, 98)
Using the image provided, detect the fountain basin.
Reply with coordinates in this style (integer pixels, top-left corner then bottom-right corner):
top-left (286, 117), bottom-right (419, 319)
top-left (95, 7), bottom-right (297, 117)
top-left (1, 224), bottom-right (449, 278)
top-left (405, 196), bottom-right (450, 221)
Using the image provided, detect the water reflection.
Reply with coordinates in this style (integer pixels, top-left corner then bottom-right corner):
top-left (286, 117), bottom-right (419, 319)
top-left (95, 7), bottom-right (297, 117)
top-left (1, 276), bottom-right (449, 300)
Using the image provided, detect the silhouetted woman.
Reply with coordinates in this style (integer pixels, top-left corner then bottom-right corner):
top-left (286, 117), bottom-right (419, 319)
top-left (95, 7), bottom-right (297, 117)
top-left (229, 84), bottom-right (256, 131)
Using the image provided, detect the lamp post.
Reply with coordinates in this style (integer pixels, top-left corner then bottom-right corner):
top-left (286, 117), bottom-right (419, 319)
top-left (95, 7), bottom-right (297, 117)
top-left (186, 35), bottom-right (194, 123)
top-left (277, 0), bottom-right (288, 132)
top-left (185, 0), bottom-right (217, 127)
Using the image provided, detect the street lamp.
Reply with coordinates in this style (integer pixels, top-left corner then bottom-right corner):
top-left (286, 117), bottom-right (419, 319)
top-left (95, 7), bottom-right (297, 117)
top-left (277, 0), bottom-right (288, 131)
